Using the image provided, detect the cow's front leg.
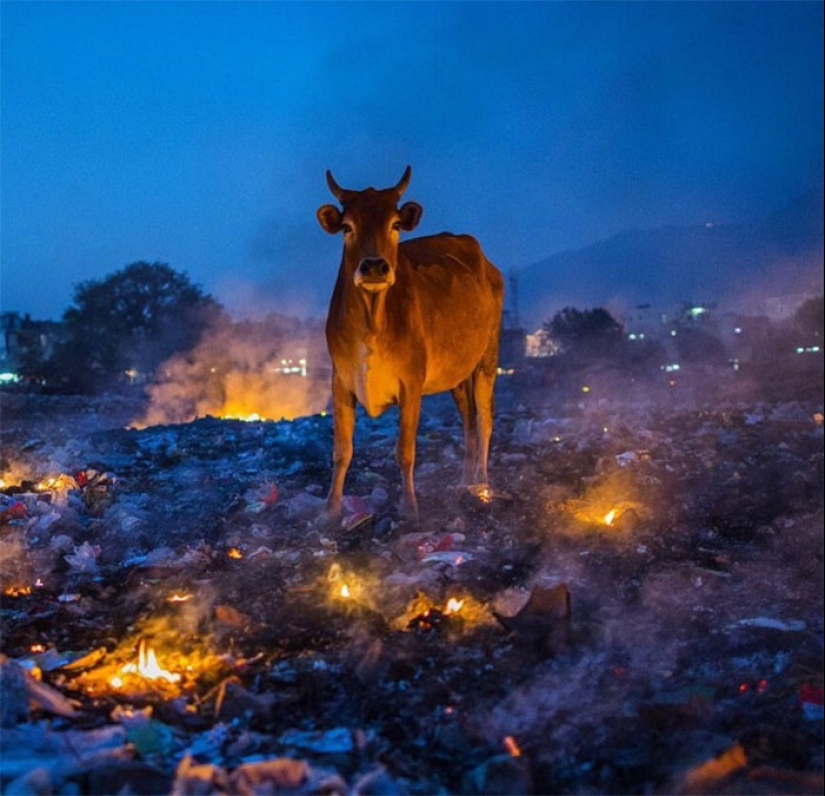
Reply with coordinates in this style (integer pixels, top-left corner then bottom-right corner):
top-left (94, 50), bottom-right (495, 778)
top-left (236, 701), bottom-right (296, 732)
top-left (397, 385), bottom-right (422, 520)
top-left (322, 375), bottom-right (356, 524)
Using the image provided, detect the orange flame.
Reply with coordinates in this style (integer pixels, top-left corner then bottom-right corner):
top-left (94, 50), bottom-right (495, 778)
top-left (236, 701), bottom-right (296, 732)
top-left (340, 584), bottom-right (351, 599)
top-left (110, 639), bottom-right (181, 687)
top-left (604, 509), bottom-right (617, 526)
top-left (3, 585), bottom-right (32, 597)
top-left (227, 548), bottom-right (243, 560)
top-left (444, 597), bottom-right (464, 614)
top-left (503, 735), bottom-right (522, 757)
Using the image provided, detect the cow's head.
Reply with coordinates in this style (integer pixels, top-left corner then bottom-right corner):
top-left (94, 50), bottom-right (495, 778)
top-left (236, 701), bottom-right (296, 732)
top-left (317, 166), bottom-right (423, 292)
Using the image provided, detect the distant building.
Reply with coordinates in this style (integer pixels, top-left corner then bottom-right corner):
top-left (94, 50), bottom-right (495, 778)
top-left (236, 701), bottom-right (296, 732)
top-left (524, 327), bottom-right (559, 358)
top-left (1, 312), bottom-right (64, 378)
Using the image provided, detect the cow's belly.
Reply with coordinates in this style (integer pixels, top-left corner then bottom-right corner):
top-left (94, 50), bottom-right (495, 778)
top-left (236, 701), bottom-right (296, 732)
top-left (353, 356), bottom-right (399, 418)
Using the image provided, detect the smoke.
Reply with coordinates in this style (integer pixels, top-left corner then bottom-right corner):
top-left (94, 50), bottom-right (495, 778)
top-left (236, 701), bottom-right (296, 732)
top-left (133, 313), bottom-right (331, 428)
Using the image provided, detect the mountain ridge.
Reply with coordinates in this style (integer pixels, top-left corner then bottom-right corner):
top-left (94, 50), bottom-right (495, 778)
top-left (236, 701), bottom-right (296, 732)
top-left (515, 187), bottom-right (824, 329)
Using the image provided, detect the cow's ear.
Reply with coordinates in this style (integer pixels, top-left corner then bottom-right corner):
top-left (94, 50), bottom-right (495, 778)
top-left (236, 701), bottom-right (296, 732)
top-left (317, 204), bottom-right (344, 234)
top-left (398, 201), bottom-right (423, 231)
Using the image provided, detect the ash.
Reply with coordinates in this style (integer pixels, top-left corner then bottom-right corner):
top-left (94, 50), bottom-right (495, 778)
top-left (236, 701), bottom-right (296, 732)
top-left (1, 368), bottom-right (823, 795)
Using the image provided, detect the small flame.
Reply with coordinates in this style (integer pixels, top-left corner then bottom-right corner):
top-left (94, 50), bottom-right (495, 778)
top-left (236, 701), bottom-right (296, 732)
top-left (30, 643), bottom-right (46, 653)
top-left (167, 592), bottom-right (193, 603)
top-left (604, 509), bottom-right (617, 526)
top-left (340, 583), bottom-right (351, 599)
top-left (444, 597), bottom-right (464, 614)
top-left (503, 735), bottom-right (522, 757)
top-left (3, 585), bottom-right (32, 597)
top-left (227, 548), bottom-right (243, 560)
top-left (225, 412), bottom-right (262, 422)
top-left (112, 639), bottom-right (181, 685)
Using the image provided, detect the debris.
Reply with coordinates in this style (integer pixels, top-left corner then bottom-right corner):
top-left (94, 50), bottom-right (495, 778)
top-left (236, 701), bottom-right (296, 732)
top-left (799, 684), bottom-right (824, 721)
top-left (0, 655), bottom-right (80, 724)
top-left (732, 617), bottom-right (807, 632)
top-left (1, 382), bottom-right (823, 794)
top-left (493, 583), bottom-right (571, 652)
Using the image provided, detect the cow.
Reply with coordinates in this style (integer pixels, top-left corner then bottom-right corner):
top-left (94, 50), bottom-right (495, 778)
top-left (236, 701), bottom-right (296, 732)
top-left (317, 166), bottom-right (504, 523)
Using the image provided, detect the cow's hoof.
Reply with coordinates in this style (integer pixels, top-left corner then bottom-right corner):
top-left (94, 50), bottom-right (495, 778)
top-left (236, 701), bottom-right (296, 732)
top-left (400, 501), bottom-right (419, 523)
top-left (317, 505), bottom-right (342, 528)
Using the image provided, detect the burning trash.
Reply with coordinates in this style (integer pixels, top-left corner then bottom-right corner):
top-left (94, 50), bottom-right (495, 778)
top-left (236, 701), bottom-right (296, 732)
top-left (109, 639), bottom-right (181, 689)
top-left (0, 356), bottom-right (822, 795)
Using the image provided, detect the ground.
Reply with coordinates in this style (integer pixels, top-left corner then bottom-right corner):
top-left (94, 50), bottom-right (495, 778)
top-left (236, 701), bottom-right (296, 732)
top-left (1, 364), bottom-right (823, 794)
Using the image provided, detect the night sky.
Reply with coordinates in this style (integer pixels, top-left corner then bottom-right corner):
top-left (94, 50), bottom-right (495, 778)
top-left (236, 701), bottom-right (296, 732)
top-left (2, 1), bottom-right (823, 322)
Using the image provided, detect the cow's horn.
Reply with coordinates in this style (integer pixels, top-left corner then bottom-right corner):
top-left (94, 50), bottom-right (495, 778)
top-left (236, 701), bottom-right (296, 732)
top-left (395, 165), bottom-right (412, 197)
top-left (326, 170), bottom-right (346, 202)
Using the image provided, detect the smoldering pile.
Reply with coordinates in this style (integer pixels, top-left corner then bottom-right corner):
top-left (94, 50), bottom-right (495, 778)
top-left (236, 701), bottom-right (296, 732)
top-left (1, 379), bottom-right (823, 795)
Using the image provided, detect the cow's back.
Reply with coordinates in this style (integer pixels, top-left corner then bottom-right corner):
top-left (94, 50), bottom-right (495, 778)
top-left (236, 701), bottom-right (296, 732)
top-left (399, 234), bottom-right (504, 394)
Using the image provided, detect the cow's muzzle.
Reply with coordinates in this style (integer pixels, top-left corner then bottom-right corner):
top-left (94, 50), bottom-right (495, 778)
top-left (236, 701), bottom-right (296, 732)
top-left (354, 258), bottom-right (394, 291)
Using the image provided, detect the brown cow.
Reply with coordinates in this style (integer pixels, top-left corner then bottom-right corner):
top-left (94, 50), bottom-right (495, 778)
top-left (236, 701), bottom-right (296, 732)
top-left (317, 166), bottom-right (504, 522)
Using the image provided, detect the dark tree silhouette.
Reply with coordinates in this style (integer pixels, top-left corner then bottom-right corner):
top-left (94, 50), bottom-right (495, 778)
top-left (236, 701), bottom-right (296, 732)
top-left (544, 306), bottom-right (624, 364)
top-left (794, 295), bottom-right (824, 341)
top-left (47, 261), bottom-right (224, 393)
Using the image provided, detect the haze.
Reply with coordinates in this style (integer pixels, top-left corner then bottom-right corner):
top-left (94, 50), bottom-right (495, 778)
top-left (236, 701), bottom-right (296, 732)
top-left (1, 0), bottom-right (823, 321)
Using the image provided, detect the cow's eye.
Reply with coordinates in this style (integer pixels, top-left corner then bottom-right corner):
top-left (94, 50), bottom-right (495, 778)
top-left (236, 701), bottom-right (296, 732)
top-left (342, 223), bottom-right (353, 234)
top-left (391, 222), bottom-right (402, 231)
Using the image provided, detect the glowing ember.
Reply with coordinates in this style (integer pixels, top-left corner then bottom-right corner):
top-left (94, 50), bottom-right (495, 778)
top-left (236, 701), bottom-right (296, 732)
top-left (111, 639), bottom-right (181, 686)
top-left (167, 592), bottom-right (194, 603)
top-left (35, 474), bottom-right (75, 492)
top-left (604, 509), bottom-right (618, 526)
top-left (3, 585), bottom-right (32, 597)
top-left (444, 597), bottom-right (465, 614)
top-left (227, 548), bottom-right (243, 560)
top-left (503, 735), bottom-right (522, 757)
top-left (340, 584), bottom-right (351, 599)
top-left (30, 644), bottom-right (46, 653)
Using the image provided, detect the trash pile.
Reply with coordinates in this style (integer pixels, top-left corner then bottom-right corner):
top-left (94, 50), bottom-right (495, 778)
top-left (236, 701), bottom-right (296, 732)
top-left (1, 374), bottom-right (823, 794)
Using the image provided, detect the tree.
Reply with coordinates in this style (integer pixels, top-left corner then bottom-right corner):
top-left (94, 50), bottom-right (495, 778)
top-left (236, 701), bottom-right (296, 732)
top-left (47, 262), bottom-right (224, 393)
top-left (794, 295), bottom-right (824, 341)
top-left (544, 306), bottom-right (624, 365)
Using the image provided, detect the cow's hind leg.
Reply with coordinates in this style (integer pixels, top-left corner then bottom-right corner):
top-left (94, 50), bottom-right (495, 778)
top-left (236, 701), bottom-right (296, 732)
top-left (397, 384), bottom-right (423, 520)
top-left (451, 379), bottom-right (478, 485)
top-left (472, 332), bottom-right (500, 485)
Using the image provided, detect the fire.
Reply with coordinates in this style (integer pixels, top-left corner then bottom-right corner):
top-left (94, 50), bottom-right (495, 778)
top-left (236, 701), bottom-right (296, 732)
top-left (167, 592), bottom-right (194, 603)
top-left (110, 639), bottom-right (181, 687)
top-left (35, 474), bottom-right (75, 492)
top-left (340, 583), bottom-right (351, 599)
top-left (444, 597), bottom-right (464, 614)
top-left (3, 585), bottom-right (32, 597)
top-left (604, 509), bottom-right (617, 526)
top-left (503, 735), bottom-right (522, 758)
top-left (224, 411), bottom-right (262, 422)
top-left (227, 548), bottom-right (243, 560)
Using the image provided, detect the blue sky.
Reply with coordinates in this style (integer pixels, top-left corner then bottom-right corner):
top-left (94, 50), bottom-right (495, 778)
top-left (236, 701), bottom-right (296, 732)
top-left (2, 0), bottom-right (823, 320)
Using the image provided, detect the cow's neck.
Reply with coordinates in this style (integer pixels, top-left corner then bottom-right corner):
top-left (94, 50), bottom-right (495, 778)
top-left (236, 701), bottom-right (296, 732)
top-left (353, 287), bottom-right (389, 347)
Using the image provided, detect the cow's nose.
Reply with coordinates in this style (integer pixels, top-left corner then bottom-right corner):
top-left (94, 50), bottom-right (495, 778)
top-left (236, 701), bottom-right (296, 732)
top-left (358, 258), bottom-right (390, 278)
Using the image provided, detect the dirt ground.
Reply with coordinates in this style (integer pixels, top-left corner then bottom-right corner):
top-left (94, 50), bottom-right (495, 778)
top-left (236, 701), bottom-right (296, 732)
top-left (1, 365), bottom-right (823, 794)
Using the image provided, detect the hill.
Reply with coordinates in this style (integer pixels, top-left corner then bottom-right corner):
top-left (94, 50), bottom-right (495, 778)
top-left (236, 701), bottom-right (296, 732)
top-left (516, 188), bottom-right (824, 329)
